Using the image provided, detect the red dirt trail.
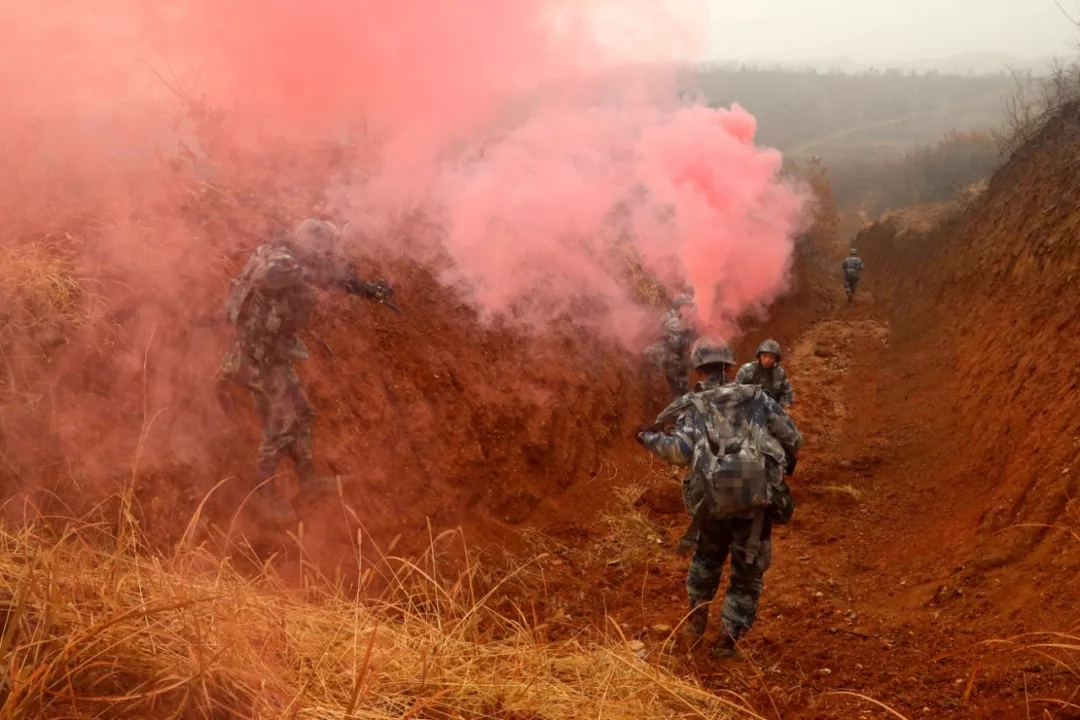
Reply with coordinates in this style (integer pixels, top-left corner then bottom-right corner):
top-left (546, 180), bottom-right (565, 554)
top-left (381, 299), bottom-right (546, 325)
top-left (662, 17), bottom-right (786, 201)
top-left (551, 105), bottom-right (1080, 718)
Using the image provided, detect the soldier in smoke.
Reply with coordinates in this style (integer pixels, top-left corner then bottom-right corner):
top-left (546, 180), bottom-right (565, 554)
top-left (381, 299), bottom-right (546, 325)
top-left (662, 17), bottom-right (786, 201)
top-left (220, 219), bottom-right (396, 524)
top-left (842, 248), bottom-right (864, 302)
top-left (643, 288), bottom-right (698, 399)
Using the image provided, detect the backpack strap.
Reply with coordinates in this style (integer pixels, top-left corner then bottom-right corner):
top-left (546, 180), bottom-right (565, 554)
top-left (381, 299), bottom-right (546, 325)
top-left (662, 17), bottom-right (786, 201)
top-left (743, 507), bottom-right (767, 565)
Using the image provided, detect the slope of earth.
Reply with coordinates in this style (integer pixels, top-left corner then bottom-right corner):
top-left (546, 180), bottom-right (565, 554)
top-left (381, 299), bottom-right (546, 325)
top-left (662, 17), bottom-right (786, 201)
top-left (762, 100), bottom-right (1080, 717)
top-left (734, 101), bottom-right (1080, 716)
top-left (0, 241), bottom-right (656, 561)
top-left (0, 167), bottom-right (832, 577)
top-left (522, 265), bottom-right (1072, 718)
top-left (513, 107), bottom-right (1080, 717)
top-left (856, 103), bottom-right (1080, 615)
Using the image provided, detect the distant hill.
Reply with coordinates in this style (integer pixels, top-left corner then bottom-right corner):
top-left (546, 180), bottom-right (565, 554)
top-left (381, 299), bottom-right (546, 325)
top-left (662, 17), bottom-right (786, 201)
top-left (706, 52), bottom-right (1059, 76)
top-left (683, 67), bottom-right (1041, 162)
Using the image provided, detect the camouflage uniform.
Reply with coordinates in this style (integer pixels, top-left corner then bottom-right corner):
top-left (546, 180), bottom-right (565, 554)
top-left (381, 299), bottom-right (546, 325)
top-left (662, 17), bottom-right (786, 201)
top-left (842, 249), bottom-right (864, 297)
top-left (734, 339), bottom-right (794, 408)
top-left (643, 293), bottom-right (697, 398)
top-left (221, 220), bottom-right (393, 501)
top-left (639, 340), bottom-right (802, 652)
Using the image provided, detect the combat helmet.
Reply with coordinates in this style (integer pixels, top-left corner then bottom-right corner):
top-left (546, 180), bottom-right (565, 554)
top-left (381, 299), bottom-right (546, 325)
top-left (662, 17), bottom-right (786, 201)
top-left (290, 218), bottom-right (343, 260)
top-left (671, 286), bottom-right (696, 309)
top-left (690, 337), bottom-right (735, 370)
top-left (849, 248), bottom-right (858, 255)
top-left (756, 338), bottom-right (782, 362)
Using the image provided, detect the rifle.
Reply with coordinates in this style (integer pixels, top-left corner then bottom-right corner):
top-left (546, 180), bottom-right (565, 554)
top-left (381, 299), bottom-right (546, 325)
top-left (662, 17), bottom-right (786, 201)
top-left (342, 274), bottom-right (402, 312)
top-left (262, 213), bottom-right (403, 313)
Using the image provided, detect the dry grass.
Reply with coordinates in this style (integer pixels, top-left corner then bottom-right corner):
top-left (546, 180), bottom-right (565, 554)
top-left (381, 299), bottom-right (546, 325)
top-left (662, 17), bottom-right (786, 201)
top-left (593, 483), bottom-right (667, 567)
top-left (0, 233), bottom-right (115, 386)
top-left (609, 226), bottom-right (667, 308)
top-left (998, 62), bottom-right (1080, 159)
top-left (0, 236), bottom-right (81, 317)
top-left (970, 631), bottom-right (1080, 715)
top-left (620, 252), bottom-right (666, 308)
top-left (878, 201), bottom-right (963, 238)
top-left (0, 235), bottom-right (87, 329)
top-left (825, 692), bottom-right (912, 720)
top-left (817, 484), bottom-right (864, 501)
top-left (0, 510), bottom-right (757, 719)
top-left (626, 259), bottom-right (666, 307)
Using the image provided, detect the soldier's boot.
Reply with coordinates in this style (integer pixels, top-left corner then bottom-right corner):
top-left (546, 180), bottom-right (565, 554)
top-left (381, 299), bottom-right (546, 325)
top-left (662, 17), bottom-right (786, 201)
top-left (711, 630), bottom-right (744, 660)
top-left (253, 481), bottom-right (296, 527)
top-left (682, 603), bottom-right (709, 647)
top-left (292, 462), bottom-right (340, 514)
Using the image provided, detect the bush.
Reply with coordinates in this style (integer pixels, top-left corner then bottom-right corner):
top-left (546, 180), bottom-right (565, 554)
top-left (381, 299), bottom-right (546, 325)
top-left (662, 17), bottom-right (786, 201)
top-left (827, 130), bottom-right (999, 214)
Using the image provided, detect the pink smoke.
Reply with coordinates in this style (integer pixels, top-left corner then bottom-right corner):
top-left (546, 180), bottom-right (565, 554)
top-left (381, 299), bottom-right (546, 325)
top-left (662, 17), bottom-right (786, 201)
top-left (635, 104), bottom-right (804, 334)
top-left (0, 1), bottom-right (804, 347)
top-left (335, 93), bottom-right (806, 344)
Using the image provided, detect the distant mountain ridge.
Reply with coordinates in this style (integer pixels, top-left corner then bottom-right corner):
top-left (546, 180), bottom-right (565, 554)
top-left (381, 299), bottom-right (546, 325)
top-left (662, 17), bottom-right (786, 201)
top-left (702, 52), bottom-right (1063, 76)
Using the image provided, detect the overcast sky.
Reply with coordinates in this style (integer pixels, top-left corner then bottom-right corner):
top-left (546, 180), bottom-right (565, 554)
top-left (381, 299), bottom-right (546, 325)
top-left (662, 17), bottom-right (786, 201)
top-left (703, 0), bottom-right (1079, 63)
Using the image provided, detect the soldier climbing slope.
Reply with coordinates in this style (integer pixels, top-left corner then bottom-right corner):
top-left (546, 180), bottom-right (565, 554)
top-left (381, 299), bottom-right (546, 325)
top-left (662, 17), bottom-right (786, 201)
top-left (735, 339), bottom-right (794, 408)
top-left (842, 248), bottom-right (864, 302)
top-left (643, 289), bottom-right (698, 399)
top-left (220, 218), bottom-right (397, 525)
top-left (636, 337), bottom-right (802, 658)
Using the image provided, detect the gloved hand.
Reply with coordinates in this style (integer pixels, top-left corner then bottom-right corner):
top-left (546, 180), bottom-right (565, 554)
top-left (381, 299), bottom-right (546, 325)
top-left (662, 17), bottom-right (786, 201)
top-left (362, 279), bottom-right (394, 301)
top-left (343, 276), bottom-right (388, 298)
top-left (634, 425), bottom-right (650, 446)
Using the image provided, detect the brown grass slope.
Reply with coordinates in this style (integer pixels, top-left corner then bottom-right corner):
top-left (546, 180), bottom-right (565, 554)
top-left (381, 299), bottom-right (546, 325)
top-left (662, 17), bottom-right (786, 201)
top-left (0, 519), bottom-right (765, 719)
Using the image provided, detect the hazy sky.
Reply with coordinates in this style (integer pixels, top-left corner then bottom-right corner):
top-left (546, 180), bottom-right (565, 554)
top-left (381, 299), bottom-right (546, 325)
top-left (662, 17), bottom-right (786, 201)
top-left (704, 0), bottom-right (1079, 62)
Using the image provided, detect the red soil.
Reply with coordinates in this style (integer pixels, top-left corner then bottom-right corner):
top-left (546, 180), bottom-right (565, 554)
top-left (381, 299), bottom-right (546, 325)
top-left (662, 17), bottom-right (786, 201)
top-left (2, 105), bottom-right (1079, 720)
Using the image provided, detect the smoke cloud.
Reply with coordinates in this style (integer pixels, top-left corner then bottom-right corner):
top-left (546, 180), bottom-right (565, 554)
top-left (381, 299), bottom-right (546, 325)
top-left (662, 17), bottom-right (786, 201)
top-left (0, 1), bottom-right (809, 521)
top-left (0, 0), bottom-right (806, 344)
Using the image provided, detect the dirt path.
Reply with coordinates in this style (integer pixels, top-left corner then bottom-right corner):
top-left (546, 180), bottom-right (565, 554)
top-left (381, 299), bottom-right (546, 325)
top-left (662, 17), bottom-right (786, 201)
top-left (530, 287), bottom-right (1077, 719)
top-left (689, 298), bottom-right (1075, 718)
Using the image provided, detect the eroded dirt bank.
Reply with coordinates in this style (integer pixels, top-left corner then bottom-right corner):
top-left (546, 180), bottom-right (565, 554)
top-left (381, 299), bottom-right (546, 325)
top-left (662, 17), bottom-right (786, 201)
top-left (553, 106), bottom-right (1080, 717)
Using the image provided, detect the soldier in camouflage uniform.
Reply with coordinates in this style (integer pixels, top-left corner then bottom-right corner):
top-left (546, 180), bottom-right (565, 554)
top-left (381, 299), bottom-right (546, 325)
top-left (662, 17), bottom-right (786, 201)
top-left (220, 219), bottom-right (395, 523)
top-left (842, 248), bottom-right (864, 301)
top-left (643, 290), bottom-right (698, 399)
top-left (735, 339), bottom-right (794, 408)
top-left (637, 338), bottom-right (802, 657)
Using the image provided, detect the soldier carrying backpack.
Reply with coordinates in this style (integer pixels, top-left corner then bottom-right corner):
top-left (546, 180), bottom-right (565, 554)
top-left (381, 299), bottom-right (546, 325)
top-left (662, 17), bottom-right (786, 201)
top-left (735, 339), bottom-right (794, 408)
top-left (220, 218), bottom-right (397, 525)
top-left (636, 337), bottom-right (802, 657)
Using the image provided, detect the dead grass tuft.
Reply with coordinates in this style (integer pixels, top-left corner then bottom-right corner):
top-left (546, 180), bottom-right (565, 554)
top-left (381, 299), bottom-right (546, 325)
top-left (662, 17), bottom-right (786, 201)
top-left (818, 484), bottom-right (864, 501)
top-left (997, 61), bottom-right (1080, 159)
top-left (0, 235), bottom-right (86, 330)
top-left (624, 256), bottom-right (666, 308)
top-left (879, 201), bottom-right (963, 238)
top-left (594, 483), bottom-right (667, 567)
top-left (0, 510), bottom-right (755, 719)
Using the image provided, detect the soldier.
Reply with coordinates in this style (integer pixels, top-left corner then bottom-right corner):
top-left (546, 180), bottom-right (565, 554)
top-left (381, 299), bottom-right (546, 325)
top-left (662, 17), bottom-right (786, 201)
top-left (636, 337), bottom-right (802, 657)
top-left (842, 248), bottom-right (864, 302)
top-left (220, 219), bottom-right (396, 524)
top-left (735, 339), bottom-right (794, 408)
top-left (643, 290), bottom-right (698, 399)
